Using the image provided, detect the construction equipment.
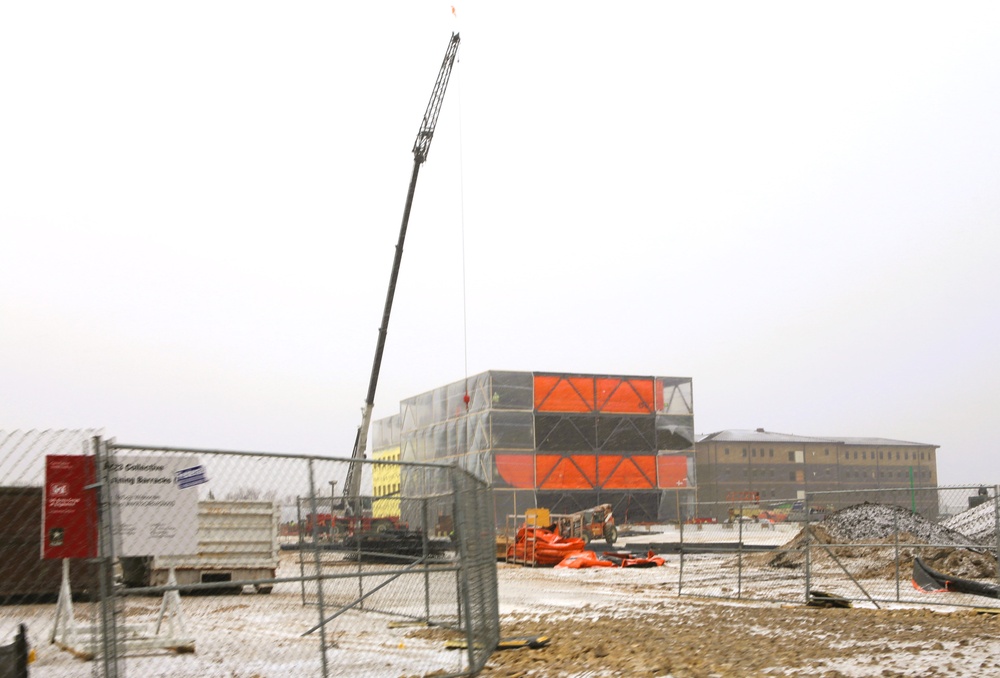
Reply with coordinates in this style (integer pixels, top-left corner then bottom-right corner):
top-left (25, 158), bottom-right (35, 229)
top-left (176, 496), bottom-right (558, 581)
top-left (303, 512), bottom-right (402, 541)
top-left (341, 32), bottom-right (461, 516)
top-left (554, 504), bottom-right (618, 545)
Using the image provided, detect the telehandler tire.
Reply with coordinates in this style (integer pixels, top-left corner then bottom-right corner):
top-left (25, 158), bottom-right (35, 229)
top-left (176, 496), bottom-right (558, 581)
top-left (604, 525), bottom-right (618, 545)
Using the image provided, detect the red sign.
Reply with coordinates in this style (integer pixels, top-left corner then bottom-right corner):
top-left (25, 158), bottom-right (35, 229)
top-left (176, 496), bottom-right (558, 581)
top-left (43, 455), bottom-right (99, 559)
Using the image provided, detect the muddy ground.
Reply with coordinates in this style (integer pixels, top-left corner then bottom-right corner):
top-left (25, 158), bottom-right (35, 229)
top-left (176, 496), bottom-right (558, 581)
top-left (409, 560), bottom-right (1000, 678)
top-left (10, 515), bottom-right (1000, 677)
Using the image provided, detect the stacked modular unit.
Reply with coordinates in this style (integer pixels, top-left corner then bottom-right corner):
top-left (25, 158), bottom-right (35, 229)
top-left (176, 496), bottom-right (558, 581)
top-left (388, 370), bottom-right (696, 528)
top-left (370, 415), bottom-right (402, 520)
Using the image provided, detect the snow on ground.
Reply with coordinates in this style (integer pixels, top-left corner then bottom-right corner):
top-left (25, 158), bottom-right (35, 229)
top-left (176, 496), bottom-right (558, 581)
top-left (6, 515), bottom-right (1000, 677)
top-left (486, 555), bottom-right (1000, 678)
top-left (4, 553), bottom-right (468, 678)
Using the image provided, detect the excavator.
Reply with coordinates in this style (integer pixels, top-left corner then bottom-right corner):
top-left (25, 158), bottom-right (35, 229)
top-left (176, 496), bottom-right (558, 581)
top-left (336, 33), bottom-right (461, 527)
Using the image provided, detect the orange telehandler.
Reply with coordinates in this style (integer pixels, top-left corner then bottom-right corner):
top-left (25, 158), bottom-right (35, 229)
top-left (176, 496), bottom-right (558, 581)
top-left (553, 504), bottom-right (618, 545)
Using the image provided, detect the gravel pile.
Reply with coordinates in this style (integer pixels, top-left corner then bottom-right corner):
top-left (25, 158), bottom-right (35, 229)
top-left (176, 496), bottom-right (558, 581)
top-left (823, 502), bottom-right (974, 546)
top-left (944, 499), bottom-right (999, 546)
top-left (751, 503), bottom-right (997, 578)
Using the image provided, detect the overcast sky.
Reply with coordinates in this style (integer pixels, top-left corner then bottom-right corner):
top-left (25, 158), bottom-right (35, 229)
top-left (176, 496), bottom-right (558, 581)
top-left (3, 2), bottom-right (998, 486)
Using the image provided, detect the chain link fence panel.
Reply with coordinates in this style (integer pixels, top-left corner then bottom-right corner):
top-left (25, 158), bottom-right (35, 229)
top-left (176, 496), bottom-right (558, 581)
top-left (0, 432), bottom-right (499, 678)
top-left (667, 486), bottom-right (1000, 611)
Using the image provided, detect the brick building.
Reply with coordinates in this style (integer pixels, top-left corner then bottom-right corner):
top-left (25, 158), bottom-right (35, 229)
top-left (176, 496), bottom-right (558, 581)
top-left (694, 428), bottom-right (939, 520)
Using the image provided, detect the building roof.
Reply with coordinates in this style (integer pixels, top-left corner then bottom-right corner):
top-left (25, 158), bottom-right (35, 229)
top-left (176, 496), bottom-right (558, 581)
top-left (831, 436), bottom-right (939, 448)
top-left (698, 429), bottom-right (839, 444)
top-left (697, 429), bottom-right (937, 448)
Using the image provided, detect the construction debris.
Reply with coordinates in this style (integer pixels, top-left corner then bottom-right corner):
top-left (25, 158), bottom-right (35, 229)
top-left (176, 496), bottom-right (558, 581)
top-left (912, 557), bottom-right (1000, 598)
top-left (822, 503), bottom-right (972, 545)
top-left (746, 503), bottom-right (997, 580)
top-left (806, 590), bottom-right (853, 608)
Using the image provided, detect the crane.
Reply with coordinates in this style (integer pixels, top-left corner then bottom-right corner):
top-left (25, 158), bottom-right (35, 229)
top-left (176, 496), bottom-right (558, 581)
top-left (342, 32), bottom-right (461, 515)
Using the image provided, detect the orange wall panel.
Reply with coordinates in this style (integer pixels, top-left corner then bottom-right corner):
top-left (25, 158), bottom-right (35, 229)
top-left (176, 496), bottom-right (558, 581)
top-left (600, 455), bottom-right (657, 489)
top-left (498, 451), bottom-right (667, 491)
top-left (536, 375), bottom-right (656, 414)
top-left (596, 378), bottom-right (654, 414)
top-left (495, 454), bottom-right (535, 489)
top-left (657, 454), bottom-right (690, 488)
top-left (572, 455), bottom-right (598, 487)
top-left (536, 454), bottom-right (598, 489)
top-left (534, 375), bottom-right (595, 412)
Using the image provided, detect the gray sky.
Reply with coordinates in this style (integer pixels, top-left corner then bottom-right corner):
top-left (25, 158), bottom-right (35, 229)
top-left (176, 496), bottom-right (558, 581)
top-left (3, 2), bottom-right (999, 486)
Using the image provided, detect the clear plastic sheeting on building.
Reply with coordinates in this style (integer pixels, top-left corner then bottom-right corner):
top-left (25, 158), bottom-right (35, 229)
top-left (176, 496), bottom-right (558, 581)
top-left (373, 371), bottom-right (697, 527)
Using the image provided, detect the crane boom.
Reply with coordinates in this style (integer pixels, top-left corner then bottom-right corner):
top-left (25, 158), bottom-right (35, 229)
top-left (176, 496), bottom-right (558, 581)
top-left (343, 32), bottom-right (461, 513)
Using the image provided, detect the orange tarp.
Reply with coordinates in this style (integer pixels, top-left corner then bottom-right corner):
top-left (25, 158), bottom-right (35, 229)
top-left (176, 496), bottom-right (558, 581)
top-left (554, 550), bottom-right (615, 569)
top-left (506, 527), bottom-right (586, 567)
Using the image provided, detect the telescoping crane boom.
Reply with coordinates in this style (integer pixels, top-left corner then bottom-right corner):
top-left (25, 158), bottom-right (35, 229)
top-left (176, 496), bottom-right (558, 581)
top-left (342, 33), bottom-right (461, 514)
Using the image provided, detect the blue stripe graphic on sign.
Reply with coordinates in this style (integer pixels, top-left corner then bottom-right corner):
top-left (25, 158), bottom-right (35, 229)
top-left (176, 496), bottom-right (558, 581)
top-left (176, 465), bottom-right (208, 489)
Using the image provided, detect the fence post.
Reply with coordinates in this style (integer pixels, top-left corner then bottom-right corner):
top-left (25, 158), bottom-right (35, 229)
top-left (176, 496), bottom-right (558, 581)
top-left (307, 460), bottom-right (329, 678)
top-left (736, 504), bottom-right (743, 600)
top-left (804, 493), bottom-right (811, 604)
top-left (355, 493), bottom-right (364, 609)
top-left (678, 494), bottom-right (685, 596)
top-left (994, 486), bottom-right (1000, 589)
top-left (296, 496), bottom-right (307, 606)
top-left (894, 508), bottom-right (900, 603)
top-left (454, 470), bottom-right (478, 675)
top-left (422, 496), bottom-right (431, 623)
top-left (93, 436), bottom-right (121, 678)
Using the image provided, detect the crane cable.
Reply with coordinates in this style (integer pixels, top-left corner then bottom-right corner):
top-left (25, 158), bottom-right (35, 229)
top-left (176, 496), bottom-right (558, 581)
top-left (449, 6), bottom-right (470, 410)
top-left (455, 47), bottom-right (471, 410)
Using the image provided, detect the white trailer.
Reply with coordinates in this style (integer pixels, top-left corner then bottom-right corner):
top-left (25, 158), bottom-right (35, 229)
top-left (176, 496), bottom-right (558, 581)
top-left (121, 500), bottom-right (280, 594)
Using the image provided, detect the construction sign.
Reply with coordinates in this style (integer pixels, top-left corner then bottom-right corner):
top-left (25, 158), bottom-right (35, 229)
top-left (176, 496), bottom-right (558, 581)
top-left (107, 456), bottom-right (202, 556)
top-left (43, 455), bottom-right (99, 559)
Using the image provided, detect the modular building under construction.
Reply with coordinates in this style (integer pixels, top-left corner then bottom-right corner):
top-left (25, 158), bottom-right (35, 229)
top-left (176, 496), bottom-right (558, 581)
top-left (370, 370), bottom-right (696, 528)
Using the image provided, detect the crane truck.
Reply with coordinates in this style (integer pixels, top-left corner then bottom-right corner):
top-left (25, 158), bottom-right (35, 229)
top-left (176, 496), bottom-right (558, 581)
top-left (317, 33), bottom-right (461, 539)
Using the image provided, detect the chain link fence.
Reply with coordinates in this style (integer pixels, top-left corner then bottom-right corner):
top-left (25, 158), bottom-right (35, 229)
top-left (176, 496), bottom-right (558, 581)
top-left (0, 431), bottom-right (499, 677)
top-left (655, 486), bottom-right (1000, 610)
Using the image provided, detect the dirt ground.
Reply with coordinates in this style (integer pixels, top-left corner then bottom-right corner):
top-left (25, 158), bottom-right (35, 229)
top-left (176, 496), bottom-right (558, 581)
top-left (9, 526), bottom-right (1000, 677)
top-left (431, 560), bottom-right (1000, 678)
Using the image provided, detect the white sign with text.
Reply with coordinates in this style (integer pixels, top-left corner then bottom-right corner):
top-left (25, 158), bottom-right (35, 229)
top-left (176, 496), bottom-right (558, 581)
top-left (107, 456), bottom-right (203, 556)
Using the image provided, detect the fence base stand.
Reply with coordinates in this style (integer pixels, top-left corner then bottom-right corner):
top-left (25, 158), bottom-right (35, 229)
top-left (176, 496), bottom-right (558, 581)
top-left (50, 561), bottom-right (195, 659)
